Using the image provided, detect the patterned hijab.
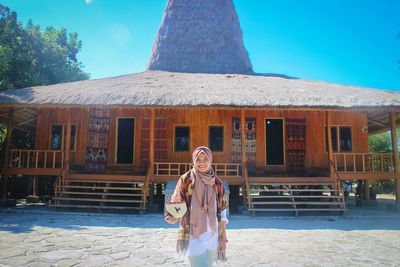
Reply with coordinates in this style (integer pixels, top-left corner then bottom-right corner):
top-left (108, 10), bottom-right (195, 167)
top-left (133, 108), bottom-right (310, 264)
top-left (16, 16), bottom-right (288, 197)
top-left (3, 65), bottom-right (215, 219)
top-left (189, 146), bottom-right (218, 238)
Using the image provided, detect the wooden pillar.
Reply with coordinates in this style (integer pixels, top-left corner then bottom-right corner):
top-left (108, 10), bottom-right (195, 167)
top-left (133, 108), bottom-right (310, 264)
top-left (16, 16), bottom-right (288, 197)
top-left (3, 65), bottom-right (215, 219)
top-left (241, 109), bottom-right (251, 209)
top-left (148, 109), bottom-right (155, 204)
top-left (63, 109), bottom-right (72, 175)
top-left (326, 111), bottom-right (334, 177)
top-left (364, 180), bottom-right (370, 201)
top-left (240, 109), bottom-right (246, 168)
top-left (1, 108), bottom-right (14, 199)
top-left (389, 111), bottom-right (400, 205)
top-left (33, 176), bottom-right (39, 196)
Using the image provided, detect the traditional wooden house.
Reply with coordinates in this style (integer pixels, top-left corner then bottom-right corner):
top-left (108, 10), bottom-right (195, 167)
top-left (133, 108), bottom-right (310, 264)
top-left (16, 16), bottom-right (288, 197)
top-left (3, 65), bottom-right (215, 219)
top-left (1, 0), bottom-right (399, 214)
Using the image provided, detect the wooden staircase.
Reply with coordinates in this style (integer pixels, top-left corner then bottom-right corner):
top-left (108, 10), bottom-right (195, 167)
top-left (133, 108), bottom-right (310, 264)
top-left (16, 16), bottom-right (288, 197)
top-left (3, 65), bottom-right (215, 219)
top-left (52, 177), bottom-right (148, 212)
top-left (247, 179), bottom-right (346, 216)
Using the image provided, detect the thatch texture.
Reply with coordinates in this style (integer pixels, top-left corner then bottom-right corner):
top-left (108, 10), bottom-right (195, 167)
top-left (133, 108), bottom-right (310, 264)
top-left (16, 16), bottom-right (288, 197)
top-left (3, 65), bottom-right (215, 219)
top-left (148, 0), bottom-right (253, 74)
top-left (0, 71), bottom-right (399, 108)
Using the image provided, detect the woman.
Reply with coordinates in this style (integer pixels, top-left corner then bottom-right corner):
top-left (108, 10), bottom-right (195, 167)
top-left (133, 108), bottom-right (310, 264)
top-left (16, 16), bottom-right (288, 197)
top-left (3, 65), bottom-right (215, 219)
top-left (165, 146), bottom-right (228, 267)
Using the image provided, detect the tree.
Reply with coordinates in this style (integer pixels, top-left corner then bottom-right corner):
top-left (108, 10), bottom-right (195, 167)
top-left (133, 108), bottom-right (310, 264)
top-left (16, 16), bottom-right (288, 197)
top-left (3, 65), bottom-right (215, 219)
top-left (0, 4), bottom-right (90, 165)
top-left (368, 130), bottom-right (399, 194)
top-left (0, 4), bottom-right (90, 90)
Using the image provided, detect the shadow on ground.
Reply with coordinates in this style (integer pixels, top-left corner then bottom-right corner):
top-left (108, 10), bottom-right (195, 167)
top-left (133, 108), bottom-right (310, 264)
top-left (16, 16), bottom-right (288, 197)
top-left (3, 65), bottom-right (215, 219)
top-left (0, 198), bottom-right (399, 234)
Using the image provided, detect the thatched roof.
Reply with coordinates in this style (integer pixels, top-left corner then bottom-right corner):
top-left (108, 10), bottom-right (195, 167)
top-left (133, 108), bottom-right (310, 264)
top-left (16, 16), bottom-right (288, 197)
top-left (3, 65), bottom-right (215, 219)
top-left (148, 0), bottom-right (253, 74)
top-left (0, 71), bottom-right (399, 108)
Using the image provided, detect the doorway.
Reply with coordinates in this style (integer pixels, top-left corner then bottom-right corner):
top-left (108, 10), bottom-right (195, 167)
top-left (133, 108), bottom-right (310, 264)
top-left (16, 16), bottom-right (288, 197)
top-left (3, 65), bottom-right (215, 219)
top-left (116, 118), bottom-right (135, 164)
top-left (265, 118), bottom-right (284, 165)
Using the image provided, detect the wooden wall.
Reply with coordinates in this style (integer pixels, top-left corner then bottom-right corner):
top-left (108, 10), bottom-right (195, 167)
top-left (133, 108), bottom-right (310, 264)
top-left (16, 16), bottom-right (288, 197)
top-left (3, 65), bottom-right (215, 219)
top-left (34, 107), bottom-right (369, 173)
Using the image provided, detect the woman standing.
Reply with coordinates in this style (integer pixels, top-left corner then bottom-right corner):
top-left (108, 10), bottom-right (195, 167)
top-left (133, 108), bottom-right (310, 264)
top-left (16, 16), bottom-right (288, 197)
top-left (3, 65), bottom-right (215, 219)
top-left (165, 146), bottom-right (228, 267)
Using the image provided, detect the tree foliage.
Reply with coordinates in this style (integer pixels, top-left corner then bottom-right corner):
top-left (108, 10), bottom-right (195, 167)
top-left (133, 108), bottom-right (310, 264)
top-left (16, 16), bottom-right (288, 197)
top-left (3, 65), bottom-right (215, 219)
top-left (368, 130), bottom-right (399, 194)
top-left (0, 4), bottom-right (90, 90)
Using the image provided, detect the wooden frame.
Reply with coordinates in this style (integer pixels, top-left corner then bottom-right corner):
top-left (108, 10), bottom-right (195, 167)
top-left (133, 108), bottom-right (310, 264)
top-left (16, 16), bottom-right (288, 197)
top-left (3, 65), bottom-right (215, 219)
top-left (49, 123), bottom-right (64, 150)
top-left (264, 117), bottom-right (286, 166)
top-left (69, 124), bottom-right (78, 152)
top-left (208, 124), bottom-right (224, 153)
top-left (324, 125), bottom-right (354, 153)
top-left (114, 116), bottom-right (136, 165)
top-left (48, 123), bottom-right (78, 152)
top-left (173, 124), bottom-right (191, 153)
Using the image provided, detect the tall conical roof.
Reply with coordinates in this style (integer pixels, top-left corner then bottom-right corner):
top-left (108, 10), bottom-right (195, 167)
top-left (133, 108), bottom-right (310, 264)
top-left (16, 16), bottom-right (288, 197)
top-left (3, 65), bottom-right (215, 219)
top-left (148, 0), bottom-right (253, 74)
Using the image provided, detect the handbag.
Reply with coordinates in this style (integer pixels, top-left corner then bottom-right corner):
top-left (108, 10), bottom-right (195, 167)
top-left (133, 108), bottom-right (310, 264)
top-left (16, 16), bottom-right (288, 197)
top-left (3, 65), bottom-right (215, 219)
top-left (165, 202), bottom-right (187, 219)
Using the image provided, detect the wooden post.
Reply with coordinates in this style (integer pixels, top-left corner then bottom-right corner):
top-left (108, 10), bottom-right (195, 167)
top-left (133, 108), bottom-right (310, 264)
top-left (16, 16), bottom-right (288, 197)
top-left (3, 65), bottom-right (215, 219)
top-left (145, 109), bottom-right (155, 209)
top-left (241, 109), bottom-right (251, 209)
top-left (149, 109), bottom-right (155, 173)
top-left (1, 108), bottom-right (14, 200)
top-left (63, 109), bottom-right (72, 177)
top-left (33, 176), bottom-right (39, 196)
top-left (326, 111), bottom-right (334, 177)
top-left (364, 180), bottom-right (370, 201)
top-left (241, 109), bottom-right (246, 170)
top-left (389, 111), bottom-right (400, 205)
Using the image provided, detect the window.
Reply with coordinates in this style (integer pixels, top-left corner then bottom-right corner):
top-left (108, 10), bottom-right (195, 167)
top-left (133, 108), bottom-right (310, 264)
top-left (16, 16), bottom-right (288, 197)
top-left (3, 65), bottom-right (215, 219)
top-left (116, 118), bottom-right (135, 164)
top-left (209, 126), bottom-right (223, 152)
top-left (339, 127), bottom-right (352, 152)
top-left (50, 125), bottom-right (63, 150)
top-left (50, 124), bottom-right (78, 151)
top-left (175, 126), bottom-right (190, 152)
top-left (325, 126), bottom-right (352, 152)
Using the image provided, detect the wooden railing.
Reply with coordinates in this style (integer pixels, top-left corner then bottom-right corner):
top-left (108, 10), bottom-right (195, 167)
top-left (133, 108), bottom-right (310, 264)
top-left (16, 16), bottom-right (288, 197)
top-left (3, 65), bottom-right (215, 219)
top-left (142, 162), bottom-right (153, 210)
top-left (333, 153), bottom-right (394, 173)
top-left (8, 149), bottom-right (64, 169)
top-left (153, 162), bottom-right (242, 177)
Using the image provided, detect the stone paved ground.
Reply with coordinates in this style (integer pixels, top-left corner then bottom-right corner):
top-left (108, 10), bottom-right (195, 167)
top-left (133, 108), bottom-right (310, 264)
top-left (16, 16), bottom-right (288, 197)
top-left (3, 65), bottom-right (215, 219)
top-left (0, 205), bottom-right (399, 267)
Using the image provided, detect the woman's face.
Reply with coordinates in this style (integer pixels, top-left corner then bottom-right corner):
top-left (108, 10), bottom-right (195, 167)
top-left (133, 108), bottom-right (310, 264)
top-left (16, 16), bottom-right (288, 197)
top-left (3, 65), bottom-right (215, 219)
top-left (195, 152), bottom-right (211, 173)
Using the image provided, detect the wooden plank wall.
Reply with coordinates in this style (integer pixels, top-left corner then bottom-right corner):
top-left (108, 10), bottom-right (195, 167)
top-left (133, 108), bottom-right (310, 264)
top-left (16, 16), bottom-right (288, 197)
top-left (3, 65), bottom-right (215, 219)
top-left (34, 107), bottom-right (369, 173)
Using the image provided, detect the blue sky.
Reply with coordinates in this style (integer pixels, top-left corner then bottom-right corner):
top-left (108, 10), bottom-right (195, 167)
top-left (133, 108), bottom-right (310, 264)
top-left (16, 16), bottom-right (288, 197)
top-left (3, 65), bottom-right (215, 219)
top-left (3, 0), bottom-right (400, 91)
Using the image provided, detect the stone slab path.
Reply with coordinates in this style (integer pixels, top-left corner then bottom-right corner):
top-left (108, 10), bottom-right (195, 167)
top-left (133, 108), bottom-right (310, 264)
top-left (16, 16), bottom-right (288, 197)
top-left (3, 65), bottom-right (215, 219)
top-left (0, 209), bottom-right (399, 266)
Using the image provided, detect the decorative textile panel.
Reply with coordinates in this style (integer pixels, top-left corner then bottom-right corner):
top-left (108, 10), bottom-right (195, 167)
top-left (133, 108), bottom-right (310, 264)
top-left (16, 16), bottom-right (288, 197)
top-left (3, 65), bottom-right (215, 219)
top-left (231, 117), bottom-right (256, 173)
top-left (84, 108), bottom-right (110, 173)
top-left (285, 118), bottom-right (306, 173)
top-left (141, 117), bottom-right (167, 172)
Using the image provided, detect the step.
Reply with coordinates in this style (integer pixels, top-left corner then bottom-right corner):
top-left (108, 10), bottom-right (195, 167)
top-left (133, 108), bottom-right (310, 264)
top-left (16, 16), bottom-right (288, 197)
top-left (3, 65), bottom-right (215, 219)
top-left (56, 191), bottom-right (143, 197)
top-left (54, 197), bottom-right (144, 203)
top-left (250, 195), bottom-right (342, 199)
top-left (250, 182), bottom-right (336, 186)
top-left (248, 208), bottom-right (347, 212)
top-left (50, 204), bottom-right (143, 210)
top-left (252, 201), bottom-right (343, 205)
top-left (251, 189), bottom-right (338, 192)
top-left (64, 180), bottom-right (144, 185)
top-left (61, 185), bottom-right (144, 191)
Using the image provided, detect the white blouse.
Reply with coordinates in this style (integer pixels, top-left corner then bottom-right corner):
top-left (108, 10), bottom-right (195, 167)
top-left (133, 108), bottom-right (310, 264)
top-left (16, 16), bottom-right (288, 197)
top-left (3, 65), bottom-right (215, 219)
top-left (187, 200), bottom-right (228, 257)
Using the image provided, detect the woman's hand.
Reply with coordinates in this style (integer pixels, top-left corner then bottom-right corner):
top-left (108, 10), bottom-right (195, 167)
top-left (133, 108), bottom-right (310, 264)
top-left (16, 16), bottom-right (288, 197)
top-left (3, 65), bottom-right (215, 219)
top-left (218, 239), bottom-right (228, 260)
top-left (165, 213), bottom-right (179, 224)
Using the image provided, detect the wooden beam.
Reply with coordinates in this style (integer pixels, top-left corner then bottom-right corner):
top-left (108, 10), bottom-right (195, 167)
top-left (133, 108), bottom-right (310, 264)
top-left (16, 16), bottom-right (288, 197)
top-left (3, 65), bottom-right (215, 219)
top-left (66, 173), bottom-right (146, 182)
top-left (33, 176), bottom-right (39, 196)
top-left (1, 108), bottom-right (13, 199)
top-left (326, 111), bottom-right (334, 177)
top-left (390, 111), bottom-right (400, 205)
top-left (368, 118), bottom-right (386, 128)
top-left (0, 168), bottom-right (63, 176)
top-left (149, 109), bottom-right (155, 166)
top-left (63, 109), bottom-right (72, 177)
top-left (240, 109), bottom-right (246, 166)
top-left (338, 172), bottom-right (400, 180)
top-left (17, 117), bottom-right (37, 126)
